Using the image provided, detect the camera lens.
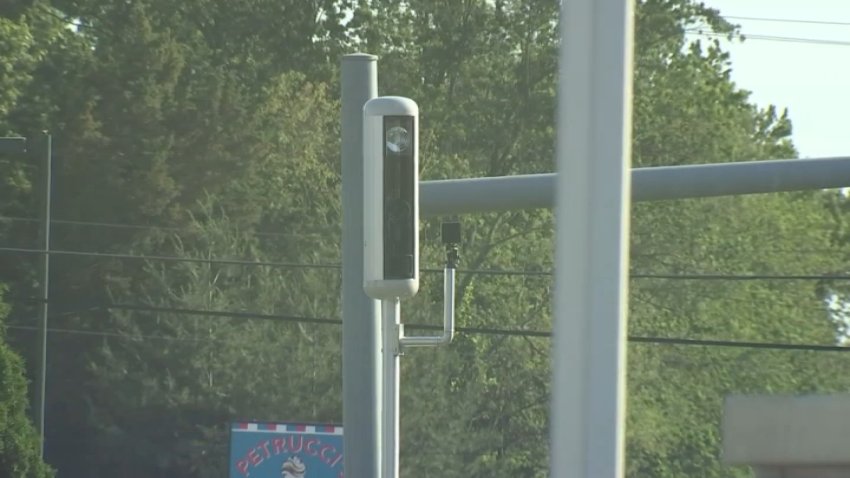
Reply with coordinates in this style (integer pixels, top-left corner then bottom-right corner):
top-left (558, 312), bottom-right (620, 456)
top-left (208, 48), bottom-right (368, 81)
top-left (386, 126), bottom-right (410, 153)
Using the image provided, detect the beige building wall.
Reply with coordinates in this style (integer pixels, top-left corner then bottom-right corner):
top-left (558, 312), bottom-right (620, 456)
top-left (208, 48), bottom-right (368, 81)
top-left (723, 395), bottom-right (850, 478)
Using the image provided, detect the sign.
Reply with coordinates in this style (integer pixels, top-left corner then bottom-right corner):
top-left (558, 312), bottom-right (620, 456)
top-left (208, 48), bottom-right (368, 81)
top-left (229, 422), bottom-right (344, 478)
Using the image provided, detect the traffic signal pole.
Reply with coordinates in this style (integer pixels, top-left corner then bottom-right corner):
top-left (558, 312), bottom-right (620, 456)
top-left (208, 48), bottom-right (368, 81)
top-left (340, 54), bottom-right (381, 478)
top-left (419, 156), bottom-right (850, 216)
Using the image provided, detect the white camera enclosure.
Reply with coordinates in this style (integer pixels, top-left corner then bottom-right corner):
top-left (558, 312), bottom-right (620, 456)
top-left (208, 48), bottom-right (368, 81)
top-left (363, 96), bottom-right (419, 300)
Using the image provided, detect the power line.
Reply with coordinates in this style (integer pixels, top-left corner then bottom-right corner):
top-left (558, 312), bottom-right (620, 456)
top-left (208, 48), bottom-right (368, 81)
top-left (0, 215), bottom-right (335, 239)
top-left (687, 30), bottom-right (850, 47)
top-left (4, 217), bottom-right (846, 270)
top-left (1, 215), bottom-right (844, 257)
top-left (0, 246), bottom-right (339, 270)
top-left (9, 299), bottom-right (343, 327)
top-left (455, 270), bottom-right (850, 281)
top-left (628, 335), bottom-right (850, 352)
top-left (108, 302), bottom-right (341, 326)
top-left (7, 298), bottom-right (850, 352)
top-left (737, 33), bottom-right (850, 47)
top-left (6, 245), bottom-right (850, 281)
top-left (8, 324), bottom-right (226, 344)
top-left (630, 272), bottom-right (850, 281)
top-left (722, 15), bottom-right (850, 27)
top-left (10, 298), bottom-right (344, 326)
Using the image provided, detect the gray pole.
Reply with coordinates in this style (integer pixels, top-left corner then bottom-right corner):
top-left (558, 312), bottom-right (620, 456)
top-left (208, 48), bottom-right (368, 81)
top-left (37, 132), bottom-right (52, 457)
top-left (381, 299), bottom-right (400, 478)
top-left (552, 0), bottom-right (634, 476)
top-left (341, 53), bottom-right (380, 478)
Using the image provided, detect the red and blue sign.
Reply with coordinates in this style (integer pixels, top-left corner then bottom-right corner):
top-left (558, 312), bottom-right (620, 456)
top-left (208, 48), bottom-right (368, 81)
top-left (229, 422), bottom-right (344, 478)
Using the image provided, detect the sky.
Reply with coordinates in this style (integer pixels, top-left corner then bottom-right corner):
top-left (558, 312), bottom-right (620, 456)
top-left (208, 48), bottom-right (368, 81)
top-left (692, 0), bottom-right (850, 159)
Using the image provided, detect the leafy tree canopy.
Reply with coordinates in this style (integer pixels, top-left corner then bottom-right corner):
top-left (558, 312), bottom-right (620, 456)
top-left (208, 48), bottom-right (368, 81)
top-left (0, 1), bottom-right (848, 477)
top-left (0, 285), bottom-right (53, 478)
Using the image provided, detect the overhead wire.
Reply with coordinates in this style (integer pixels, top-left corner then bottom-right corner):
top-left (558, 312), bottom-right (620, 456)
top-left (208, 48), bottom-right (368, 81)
top-left (5, 298), bottom-right (850, 352)
top-left (7, 324), bottom-right (226, 344)
top-left (0, 246), bottom-right (339, 270)
top-left (3, 214), bottom-right (845, 260)
top-left (686, 30), bottom-right (850, 47)
top-left (0, 214), bottom-right (335, 239)
top-left (721, 15), bottom-right (850, 27)
top-left (5, 246), bottom-right (850, 281)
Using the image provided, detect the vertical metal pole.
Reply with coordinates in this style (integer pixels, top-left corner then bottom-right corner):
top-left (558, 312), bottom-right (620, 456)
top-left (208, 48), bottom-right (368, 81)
top-left (381, 299), bottom-right (400, 478)
top-left (37, 132), bottom-right (52, 457)
top-left (551, 0), bottom-right (634, 477)
top-left (341, 53), bottom-right (380, 478)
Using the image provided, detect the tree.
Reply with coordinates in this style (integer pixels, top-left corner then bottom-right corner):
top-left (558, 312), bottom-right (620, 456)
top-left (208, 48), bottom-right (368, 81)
top-left (0, 0), bottom-right (347, 470)
top-left (0, 2), bottom-right (82, 289)
top-left (4, 0), bottom-right (850, 476)
top-left (623, 3), bottom-right (850, 475)
top-left (0, 285), bottom-right (53, 478)
top-left (39, 67), bottom-right (343, 476)
top-left (71, 204), bottom-right (327, 475)
top-left (74, 195), bottom-right (343, 476)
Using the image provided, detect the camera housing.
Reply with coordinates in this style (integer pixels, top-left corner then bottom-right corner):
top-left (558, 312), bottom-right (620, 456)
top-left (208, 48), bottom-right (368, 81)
top-left (363, 96), bottom-right (420, 300)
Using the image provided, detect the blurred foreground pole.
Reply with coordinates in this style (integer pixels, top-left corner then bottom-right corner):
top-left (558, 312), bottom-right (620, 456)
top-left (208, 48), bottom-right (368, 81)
top-left (341, 54), bottom-right (381, 478)
top-left (552, 0), bottom-right (634, 477)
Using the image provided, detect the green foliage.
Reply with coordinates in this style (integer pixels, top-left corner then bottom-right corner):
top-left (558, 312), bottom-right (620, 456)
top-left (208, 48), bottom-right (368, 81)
top-left (627, 192), bottom-right (850, 477)
top-left (82, 198), bottom-right (341, 475)
top-left (0, 286), bottom-right (53, 478)
top-left (1, 0), bottom-right (849, 477)
top-left (0, 4), bottom-right (70, 227)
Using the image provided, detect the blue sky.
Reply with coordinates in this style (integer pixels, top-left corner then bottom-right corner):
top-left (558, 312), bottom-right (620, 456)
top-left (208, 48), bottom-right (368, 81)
top-left (693, 0), bottom-right (850, 159)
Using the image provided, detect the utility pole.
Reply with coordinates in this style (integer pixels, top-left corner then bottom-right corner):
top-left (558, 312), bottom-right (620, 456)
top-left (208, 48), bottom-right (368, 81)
top-left (37, 132), bottom-right (52, 458)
